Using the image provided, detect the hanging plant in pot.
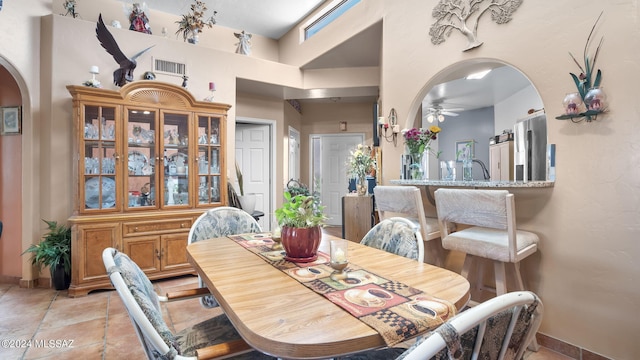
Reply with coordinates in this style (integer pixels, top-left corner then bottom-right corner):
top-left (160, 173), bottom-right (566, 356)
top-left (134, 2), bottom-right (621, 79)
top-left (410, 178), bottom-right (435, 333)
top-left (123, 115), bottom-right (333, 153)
top-left (275, 187), bottom-right (327, 263)
top-left (22, 220), bottom-right (72, 290)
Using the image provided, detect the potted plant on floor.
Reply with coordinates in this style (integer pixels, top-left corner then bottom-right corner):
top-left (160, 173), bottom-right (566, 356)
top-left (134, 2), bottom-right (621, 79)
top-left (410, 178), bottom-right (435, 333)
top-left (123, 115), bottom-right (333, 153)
top-left (275, 181), bottom-right (327, 262)
top-left (22, 220), bottom-right (72, 290)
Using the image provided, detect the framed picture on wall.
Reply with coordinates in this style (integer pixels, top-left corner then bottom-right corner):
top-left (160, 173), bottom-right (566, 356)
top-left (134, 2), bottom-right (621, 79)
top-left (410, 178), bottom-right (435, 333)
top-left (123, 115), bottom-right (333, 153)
top-left (455, 139), bottom-right (474, 162)
top-left (1, 106), bottom-right (22, 135)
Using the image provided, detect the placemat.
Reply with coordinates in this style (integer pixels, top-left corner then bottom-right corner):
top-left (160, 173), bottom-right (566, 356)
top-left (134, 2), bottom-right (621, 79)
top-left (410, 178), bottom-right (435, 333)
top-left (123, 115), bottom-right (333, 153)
top-left (228, 233), bottom-right (456, 346)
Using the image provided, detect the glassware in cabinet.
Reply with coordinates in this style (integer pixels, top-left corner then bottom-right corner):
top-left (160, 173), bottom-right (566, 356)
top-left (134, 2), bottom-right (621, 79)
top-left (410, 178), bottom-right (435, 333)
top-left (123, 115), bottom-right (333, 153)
top-left (126, 108), bottom-right (158, 209)
top-left (162, 112), bottom-right (190, 207)
top-left (82, 105), bottom-right (118, 211)
top-left (196, 115), bottom-right (222, 205)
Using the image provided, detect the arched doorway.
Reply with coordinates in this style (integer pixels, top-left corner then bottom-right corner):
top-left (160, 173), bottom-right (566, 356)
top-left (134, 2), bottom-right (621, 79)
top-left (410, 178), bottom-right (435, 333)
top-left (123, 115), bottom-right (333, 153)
top-left (0, 61), bottom-right (24, 284)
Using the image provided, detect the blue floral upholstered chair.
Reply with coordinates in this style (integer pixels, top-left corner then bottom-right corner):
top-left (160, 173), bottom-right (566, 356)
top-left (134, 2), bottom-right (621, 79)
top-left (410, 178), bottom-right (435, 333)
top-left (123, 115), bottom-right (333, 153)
top-left (360, 217), bottom-right (424, 262)
top-left (102, 247), bottom-right (274, 360)
top-left (339, 291), bottom-right (543, 360)
top-left (188, 206), bottom-right (262, 308)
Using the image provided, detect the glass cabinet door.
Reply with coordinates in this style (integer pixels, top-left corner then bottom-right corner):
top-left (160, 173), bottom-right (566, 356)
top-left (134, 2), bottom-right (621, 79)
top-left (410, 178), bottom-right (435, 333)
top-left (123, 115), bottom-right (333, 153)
top-left (81, 105), bottom-right (117, 211)
top-left (196, 115), bottom-right (222, 205)
top-left (162, 111), bottom-right (191, 207)
top-left (125, 108), bottom-right (158, 209)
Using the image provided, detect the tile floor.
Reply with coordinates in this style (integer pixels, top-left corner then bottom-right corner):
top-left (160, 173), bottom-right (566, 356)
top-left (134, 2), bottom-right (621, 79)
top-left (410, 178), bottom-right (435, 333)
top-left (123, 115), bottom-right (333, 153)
top-left (0, 226), bottom-right (575, 359)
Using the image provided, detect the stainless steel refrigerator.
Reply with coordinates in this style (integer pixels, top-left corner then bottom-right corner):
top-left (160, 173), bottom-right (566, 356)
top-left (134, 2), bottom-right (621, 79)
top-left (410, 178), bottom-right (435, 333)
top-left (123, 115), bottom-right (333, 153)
top-left (514, 112), bottom-right (547, 181)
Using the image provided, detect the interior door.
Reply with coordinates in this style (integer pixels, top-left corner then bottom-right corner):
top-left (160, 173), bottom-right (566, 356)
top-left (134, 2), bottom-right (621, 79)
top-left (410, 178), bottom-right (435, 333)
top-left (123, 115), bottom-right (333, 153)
top-left (317, 134), bottom-right (364, 226)
top-left (236, 123), bottom-right (271, 229)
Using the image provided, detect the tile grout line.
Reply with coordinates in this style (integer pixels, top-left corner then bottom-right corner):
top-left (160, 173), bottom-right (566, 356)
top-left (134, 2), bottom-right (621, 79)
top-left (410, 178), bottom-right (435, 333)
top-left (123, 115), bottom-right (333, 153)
top-left (22, 289), bottom-right (60, 360)
top-left (102, 292), bottom-right (111, 360)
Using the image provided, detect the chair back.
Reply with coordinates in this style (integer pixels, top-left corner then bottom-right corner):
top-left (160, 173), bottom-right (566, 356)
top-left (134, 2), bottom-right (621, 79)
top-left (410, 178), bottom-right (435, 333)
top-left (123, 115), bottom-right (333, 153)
top-left (434, 189), bottom-right (518, 260)
top-left (434, 189), bottom-right (514, 231)
top-left (374, 186), bottom-right (440, 241)
top-left (360, 217), bottom-right (424, 262)
top-left (103, 247), bottom-right (178, 360)
top-left (189, 207), bottom-right (262, 308)
top-left (398, 291), bottom-right (543, 360)
top-left (189, 206), bottom-right (262, 244)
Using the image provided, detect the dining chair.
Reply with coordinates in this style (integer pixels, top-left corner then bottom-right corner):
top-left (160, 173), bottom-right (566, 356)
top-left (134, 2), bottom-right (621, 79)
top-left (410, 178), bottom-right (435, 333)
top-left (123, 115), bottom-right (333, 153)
top-left (360, 217), bottom-right (424, 262)
top-left (373, 185), bottom-right (449, 266)
top-left (434, 189), bottom-right (539, 299)
top-left (339, 291), bottom-right (543, 360)
top-left (102, 247), bottom-right (274, 360)
top-left (189, 206), bottom-right (262, 308)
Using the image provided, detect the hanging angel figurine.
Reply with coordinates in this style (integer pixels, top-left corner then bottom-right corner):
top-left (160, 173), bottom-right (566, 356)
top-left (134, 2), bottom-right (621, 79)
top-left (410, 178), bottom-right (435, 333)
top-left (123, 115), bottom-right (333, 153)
top-left (234, 31), bottom-right (252, 55)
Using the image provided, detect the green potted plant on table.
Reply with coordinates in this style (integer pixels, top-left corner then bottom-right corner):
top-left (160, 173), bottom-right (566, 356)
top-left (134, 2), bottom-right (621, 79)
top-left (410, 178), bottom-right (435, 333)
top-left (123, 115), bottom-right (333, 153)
top-left (23, 220), bottom-right (72, 290)
top-left (275, 181), bottom-right (327, 263)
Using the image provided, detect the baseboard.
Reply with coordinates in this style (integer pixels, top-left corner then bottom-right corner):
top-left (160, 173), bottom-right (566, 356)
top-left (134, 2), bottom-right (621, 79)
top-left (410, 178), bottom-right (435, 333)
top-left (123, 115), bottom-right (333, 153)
top-left (0, 275), bottom-right (21, 285)
top-left (536, 333), bottom-right (612, 360)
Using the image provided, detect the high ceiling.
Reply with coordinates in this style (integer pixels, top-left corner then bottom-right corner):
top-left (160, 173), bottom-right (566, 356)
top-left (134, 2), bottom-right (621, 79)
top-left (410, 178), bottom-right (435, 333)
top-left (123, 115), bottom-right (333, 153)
top-left (145, 1), bottom-right (532, 109)
top-left (148, 0), bottom-right (324, 39)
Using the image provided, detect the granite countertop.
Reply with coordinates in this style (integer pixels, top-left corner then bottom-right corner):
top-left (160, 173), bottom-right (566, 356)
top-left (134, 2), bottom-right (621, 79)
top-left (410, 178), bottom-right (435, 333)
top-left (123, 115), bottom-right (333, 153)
top-left (389, 179), bottom-right (555, 188)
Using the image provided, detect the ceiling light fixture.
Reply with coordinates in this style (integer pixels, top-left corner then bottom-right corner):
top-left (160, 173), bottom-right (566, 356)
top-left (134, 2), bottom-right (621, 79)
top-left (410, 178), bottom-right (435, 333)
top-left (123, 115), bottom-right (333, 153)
top-left (427, 110), bottom-right (446, 123)
top-left (465, 69), bottom-right (491, 80)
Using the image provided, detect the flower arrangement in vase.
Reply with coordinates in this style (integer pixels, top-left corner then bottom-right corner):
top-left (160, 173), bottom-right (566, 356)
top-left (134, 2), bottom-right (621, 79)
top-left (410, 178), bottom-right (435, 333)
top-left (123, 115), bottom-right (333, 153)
top-left (346, 144), bottom-right (377, 196)
top-left (175, 0), bottom-right (217, 43)
top-left (402, 126), bottom-right (441, 179)
top-left (275, 180), bottom-right (327, 262)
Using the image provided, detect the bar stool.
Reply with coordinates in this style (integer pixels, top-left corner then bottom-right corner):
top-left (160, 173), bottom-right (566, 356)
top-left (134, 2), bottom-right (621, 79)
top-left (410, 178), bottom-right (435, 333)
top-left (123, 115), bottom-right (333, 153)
top-left (373, 185), bottom-right (447, 266)
top-left (434, 189), bottom-right (539, 299)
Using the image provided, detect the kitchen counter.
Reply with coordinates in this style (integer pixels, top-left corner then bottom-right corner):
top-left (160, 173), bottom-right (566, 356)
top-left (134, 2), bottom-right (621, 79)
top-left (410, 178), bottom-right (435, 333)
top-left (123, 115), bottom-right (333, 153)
top-left (389, 179), bottom-right (554, 188)
top-left (389, 179), bottom-right (554, 207)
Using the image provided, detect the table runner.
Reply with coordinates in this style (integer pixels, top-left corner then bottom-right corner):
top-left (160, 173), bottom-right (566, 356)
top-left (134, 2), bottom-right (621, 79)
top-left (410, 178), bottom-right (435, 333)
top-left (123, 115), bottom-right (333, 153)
top-left (228, 233), bottom-right (456, 346)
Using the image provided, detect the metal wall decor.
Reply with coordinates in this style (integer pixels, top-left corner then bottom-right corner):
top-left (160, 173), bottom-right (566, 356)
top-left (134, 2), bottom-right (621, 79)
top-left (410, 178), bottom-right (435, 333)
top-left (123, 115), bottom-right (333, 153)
top-left (429, 0), bottom-right (524, 51)
top-left (555, 12), bottom-right (606, 122)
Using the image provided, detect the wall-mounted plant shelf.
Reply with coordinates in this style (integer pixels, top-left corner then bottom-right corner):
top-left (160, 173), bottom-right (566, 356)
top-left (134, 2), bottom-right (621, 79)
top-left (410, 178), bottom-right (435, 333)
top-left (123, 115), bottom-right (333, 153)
top-left (555, 109), bottom-right (604, 122)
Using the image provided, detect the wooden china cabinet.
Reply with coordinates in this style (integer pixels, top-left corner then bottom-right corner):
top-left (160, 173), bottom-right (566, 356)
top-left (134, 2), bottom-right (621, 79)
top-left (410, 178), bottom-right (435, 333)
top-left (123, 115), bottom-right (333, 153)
top-left (66, 81), bottom-right (230, 297)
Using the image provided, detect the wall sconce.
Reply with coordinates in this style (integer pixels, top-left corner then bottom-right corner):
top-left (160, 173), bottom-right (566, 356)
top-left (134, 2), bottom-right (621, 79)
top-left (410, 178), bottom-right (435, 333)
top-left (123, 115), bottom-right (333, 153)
top-left (379, 108), bottom-right (399, 146)
top-left (555, 12), bottom-right (606, 123)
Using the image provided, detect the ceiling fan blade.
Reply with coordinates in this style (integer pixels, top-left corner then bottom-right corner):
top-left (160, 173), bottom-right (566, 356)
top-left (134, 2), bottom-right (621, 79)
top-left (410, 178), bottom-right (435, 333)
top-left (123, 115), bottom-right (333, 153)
top-left (441, 111), bottom-right (459, 116)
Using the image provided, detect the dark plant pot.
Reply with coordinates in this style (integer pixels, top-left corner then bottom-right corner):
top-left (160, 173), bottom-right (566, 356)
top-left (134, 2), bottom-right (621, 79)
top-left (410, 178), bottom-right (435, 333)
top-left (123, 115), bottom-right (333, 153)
top-left (281, 226), bottom-right (322, 263)
top-left (52, 263), bottom-right (71, 290)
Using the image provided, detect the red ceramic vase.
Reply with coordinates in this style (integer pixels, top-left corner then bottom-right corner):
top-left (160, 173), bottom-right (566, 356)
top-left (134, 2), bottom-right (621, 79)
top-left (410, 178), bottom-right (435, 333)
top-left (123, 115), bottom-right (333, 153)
top-left (281, 226), bottom-right (322, 263)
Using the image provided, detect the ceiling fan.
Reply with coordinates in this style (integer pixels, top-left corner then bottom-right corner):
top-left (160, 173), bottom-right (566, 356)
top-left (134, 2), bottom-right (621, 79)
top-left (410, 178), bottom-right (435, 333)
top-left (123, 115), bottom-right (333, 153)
top-left (424, 104), bottom-right (464, 123)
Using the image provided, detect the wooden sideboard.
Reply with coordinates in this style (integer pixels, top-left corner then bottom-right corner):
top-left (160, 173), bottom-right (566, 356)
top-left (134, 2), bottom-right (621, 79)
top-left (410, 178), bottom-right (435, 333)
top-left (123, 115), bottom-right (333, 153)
top-left (341, 194), bottom-right (375, 242)
top-left (67, 82), bottom-right (230, 297)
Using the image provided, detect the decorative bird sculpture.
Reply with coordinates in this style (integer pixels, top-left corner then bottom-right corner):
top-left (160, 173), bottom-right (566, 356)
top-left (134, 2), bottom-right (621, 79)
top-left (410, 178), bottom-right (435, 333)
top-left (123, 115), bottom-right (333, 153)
top-left (96, 13), bottom-right (154, 87)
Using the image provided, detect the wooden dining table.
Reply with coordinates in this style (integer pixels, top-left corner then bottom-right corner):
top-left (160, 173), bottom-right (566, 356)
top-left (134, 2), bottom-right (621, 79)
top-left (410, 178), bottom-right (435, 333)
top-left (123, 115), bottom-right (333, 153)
top-left (186, 233), bottom-right (470, 359)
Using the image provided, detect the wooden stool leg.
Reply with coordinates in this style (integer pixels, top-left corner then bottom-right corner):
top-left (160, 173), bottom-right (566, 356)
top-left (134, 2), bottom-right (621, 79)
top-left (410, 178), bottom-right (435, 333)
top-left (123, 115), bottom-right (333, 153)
top-left (461, 254), bottom-right (473, 280)
top-left (512, 261), bottom-right (540, 351)
top-left (513, 261), bottom-right (525, 291)
top-left (494, 261), bottom-right (507, 296)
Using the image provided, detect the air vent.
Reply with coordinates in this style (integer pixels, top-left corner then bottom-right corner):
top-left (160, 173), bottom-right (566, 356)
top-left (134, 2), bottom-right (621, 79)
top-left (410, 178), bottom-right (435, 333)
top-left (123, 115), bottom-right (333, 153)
top-left (153, 58), bottom-right (186, 77)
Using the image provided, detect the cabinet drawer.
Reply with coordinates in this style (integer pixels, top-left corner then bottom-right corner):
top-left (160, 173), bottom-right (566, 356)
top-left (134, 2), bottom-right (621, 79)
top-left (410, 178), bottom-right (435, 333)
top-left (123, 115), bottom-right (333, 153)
top-left (123, 218), bottom-right (193, 236)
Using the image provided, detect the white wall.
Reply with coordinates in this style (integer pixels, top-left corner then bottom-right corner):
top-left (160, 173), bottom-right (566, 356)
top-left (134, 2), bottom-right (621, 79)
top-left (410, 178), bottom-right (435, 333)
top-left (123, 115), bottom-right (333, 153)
top-left (495, 84), bottom-right (545, 134)
top-left (378, 2), bottom-right (640, 359)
